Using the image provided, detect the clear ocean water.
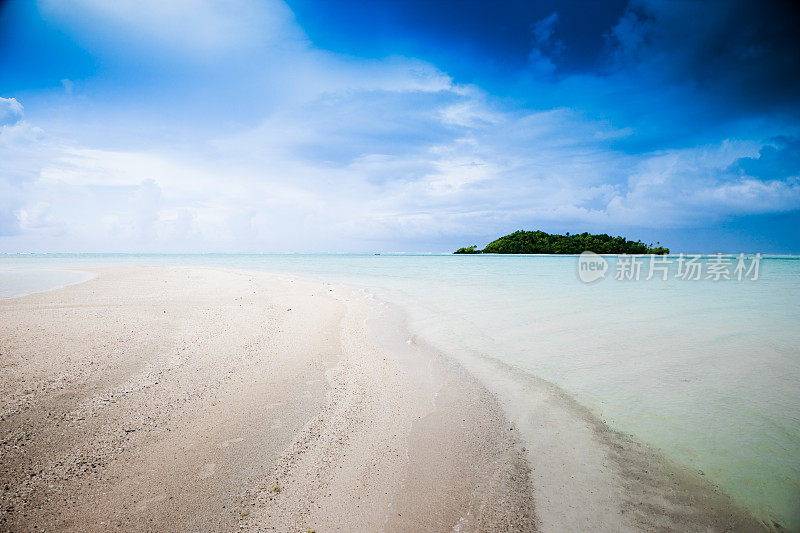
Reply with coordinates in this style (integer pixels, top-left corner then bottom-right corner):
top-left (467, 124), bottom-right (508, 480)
top-left (1, 253), bottom-right (798, 529)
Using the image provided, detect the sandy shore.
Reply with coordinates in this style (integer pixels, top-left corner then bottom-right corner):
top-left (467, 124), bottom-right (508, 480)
top-left (0, 267), bottom-right (763, 531)
top-left (0, 267), bottom-right (533, 531)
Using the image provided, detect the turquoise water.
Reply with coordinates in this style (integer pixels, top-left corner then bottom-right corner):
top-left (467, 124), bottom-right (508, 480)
top-left (1, 253), bottom-right (799, 529)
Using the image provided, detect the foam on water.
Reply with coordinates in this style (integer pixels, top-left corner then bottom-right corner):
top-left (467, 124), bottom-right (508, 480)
top-left (1, 253), bottom-right (798, 529)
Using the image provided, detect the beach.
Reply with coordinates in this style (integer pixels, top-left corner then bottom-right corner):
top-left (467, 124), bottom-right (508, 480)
top-left (0, 266), bottom-right (771, 531)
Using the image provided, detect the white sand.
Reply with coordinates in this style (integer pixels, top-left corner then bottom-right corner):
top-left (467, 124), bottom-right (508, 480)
top-left (0, 266), bottom-right (763, 531)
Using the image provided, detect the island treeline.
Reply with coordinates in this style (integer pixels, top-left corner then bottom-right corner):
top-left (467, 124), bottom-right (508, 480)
top-left (455, 230), bottom-right (669, 255)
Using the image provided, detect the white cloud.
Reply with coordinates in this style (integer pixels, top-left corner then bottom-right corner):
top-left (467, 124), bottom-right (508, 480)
top-left (16, 202), bottom-right (62, 232)
top-left (0, 98), bottom-right (24, 127)
top-left (693, 177), bottom-right (800, 214)
top-left (13, 85), bottom-right (799, 250)
top-left (61, 79), bottom-right (75, 95)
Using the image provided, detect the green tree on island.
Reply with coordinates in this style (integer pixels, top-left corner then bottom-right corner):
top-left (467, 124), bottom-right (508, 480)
top-left (455, 230), bottom-right (669, 254)
top-left (454, 245), bottom-right (481, 254)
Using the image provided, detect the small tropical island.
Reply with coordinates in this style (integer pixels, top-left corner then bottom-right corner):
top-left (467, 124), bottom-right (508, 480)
top-left (455, 230), bottom-right (669, 254)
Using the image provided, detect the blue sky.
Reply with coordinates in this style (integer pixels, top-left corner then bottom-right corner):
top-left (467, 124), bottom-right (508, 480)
top-left (1, 0), bottom-right (799, 253)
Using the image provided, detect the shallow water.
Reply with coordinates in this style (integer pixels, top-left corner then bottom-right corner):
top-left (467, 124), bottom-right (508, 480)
top-left (0, 266), bottom-right (93, 299)
top-left (2, 253), bottom-right (798, 529)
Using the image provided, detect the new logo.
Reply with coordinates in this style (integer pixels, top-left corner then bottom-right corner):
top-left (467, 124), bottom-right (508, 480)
top-left (577, 251), bottom-right (608, 283)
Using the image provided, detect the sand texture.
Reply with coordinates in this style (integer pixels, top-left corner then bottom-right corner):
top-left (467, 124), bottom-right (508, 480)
top-left (0, 266), bottom-right (764, 532)
top-left (0, 267), bottom-right (534, 532)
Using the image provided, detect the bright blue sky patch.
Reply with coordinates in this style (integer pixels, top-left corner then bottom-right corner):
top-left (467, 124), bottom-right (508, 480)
top-left (0, 0), bottom-right (799, 252)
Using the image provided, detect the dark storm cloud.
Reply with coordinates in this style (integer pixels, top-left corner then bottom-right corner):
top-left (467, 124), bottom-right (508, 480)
top-left (285, 0), bottom-right (629, 76)
top-left (287, 0), bottom-right (800, 128)
top-left (605, 0), bottom-right (800, 115)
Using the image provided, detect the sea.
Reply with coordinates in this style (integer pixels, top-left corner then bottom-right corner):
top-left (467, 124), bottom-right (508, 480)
top-left (1, 253), bottom-right (798, 530)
